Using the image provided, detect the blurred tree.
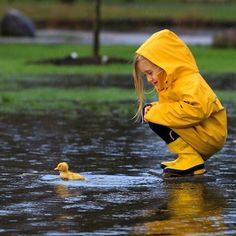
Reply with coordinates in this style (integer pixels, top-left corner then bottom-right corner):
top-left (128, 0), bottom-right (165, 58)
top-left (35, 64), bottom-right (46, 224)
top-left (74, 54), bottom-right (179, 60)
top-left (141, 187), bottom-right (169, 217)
top-left (93, 0), bottom-right (101, 59)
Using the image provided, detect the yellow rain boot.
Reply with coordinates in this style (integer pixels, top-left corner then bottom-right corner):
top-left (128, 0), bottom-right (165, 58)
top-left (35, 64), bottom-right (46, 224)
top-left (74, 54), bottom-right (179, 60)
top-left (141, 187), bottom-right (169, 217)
top-left (163, 137), bottom-right (205, 176)
top-left (160, 160), bottom-right (176, 169)
top-left (161, 160), bottom-right (205, 175)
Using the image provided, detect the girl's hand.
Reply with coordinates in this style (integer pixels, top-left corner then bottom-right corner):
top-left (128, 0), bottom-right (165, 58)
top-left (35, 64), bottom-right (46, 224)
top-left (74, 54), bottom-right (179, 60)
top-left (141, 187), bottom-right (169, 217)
top-left (143, 104), bottom-right (152, 123)
top-left (144, 105), bottom-right (151, 115)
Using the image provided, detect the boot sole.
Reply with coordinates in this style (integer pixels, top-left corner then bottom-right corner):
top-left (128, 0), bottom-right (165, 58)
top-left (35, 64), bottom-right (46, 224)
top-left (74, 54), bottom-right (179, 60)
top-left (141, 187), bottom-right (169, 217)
top-left (163, 163), bottom-right (205, 176)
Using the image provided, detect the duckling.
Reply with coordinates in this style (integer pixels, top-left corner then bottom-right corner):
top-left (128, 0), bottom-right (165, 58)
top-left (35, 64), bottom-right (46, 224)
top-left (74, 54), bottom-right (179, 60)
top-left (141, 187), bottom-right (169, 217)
top-left (54, 162), bottom-right (85, 181)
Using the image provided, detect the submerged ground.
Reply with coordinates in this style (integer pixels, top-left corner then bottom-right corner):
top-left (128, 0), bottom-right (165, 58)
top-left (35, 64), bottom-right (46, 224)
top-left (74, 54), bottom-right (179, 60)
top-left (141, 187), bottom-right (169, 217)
top-left (0, 110), bottom-right (235, 235)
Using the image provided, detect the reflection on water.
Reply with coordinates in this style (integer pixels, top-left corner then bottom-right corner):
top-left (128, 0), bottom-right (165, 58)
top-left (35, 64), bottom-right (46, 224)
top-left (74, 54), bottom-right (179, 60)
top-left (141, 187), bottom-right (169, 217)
top-left (134, 183), bottom-right (226, 235)
top-left (0, 112), bottom-right (235, 235)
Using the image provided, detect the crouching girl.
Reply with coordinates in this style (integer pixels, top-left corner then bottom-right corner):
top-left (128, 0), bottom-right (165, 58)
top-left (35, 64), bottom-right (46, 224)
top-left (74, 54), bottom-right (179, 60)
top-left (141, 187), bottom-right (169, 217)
top-left (133, 29), bottom-right (227, 176)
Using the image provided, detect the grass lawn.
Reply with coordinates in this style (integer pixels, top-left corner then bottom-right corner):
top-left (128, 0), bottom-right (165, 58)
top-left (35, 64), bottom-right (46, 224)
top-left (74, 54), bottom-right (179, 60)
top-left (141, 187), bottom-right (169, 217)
top-left (0, 87), bottom-right (137, 116)
top-left (0, 86), bottom-right (234, 117)
top-left (0, 0), bottom-right (235, 23)
top-left (0, 43), bottom-right (235, 116)
top-left (0, 44), bottom-right (235, 76)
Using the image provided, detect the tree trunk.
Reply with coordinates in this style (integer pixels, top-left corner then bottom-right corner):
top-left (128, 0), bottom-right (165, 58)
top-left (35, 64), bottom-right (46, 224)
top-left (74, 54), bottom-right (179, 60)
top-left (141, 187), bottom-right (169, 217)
top-left (93, 0), bottom-right (101, 59)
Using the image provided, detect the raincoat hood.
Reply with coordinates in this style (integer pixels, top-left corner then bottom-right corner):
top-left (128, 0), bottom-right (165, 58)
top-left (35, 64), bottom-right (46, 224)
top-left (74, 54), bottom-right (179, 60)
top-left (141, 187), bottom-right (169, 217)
top-left (136, 29), bottom-right (199, 80)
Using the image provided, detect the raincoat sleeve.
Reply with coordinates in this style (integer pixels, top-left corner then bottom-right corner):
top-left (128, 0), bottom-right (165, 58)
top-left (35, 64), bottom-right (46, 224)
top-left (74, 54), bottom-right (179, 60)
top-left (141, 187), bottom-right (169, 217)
top-left (144, 74), bottom-right (221, 128)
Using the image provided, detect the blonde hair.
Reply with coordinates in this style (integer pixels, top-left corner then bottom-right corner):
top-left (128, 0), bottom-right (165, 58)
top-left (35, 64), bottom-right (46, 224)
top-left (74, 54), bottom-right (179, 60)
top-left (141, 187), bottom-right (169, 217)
top-left (132, 54), bottom-right (146, 122)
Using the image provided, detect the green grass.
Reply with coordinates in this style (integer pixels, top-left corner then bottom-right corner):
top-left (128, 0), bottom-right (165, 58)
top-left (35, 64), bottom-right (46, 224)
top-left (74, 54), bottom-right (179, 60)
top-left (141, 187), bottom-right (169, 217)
top-left (0, 43), bottom-right (235, 116)
top-left (0, 86), bottom-right (235, 116)
top-left (215, 90), bottom-right (236, 104)
top-left (191, 47), bottom-right (236, 74)
top-left (0, 44), bottom-right (134, 76)
top-left (0, 44), bottom-right (235, 78)
top-left (0, 87), bottom-right (136, 116)
top-left (0, 0), bottom-right (235, 22)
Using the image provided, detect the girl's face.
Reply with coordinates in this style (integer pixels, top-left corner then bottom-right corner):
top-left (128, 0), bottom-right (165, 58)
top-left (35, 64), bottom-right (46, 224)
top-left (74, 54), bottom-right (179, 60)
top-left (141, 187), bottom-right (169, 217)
top-left (138, 58), bottom-right (164, 90)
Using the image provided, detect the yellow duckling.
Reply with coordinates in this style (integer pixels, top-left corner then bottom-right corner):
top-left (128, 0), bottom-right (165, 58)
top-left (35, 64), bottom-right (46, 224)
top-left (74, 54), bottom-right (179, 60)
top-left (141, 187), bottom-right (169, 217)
top-left (54, 162), bottom-right (85, 181)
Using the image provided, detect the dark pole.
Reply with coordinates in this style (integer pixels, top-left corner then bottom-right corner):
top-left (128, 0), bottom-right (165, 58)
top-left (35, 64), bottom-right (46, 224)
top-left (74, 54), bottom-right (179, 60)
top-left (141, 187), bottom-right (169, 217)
top-left (93, 0), bottom-right (101, 59)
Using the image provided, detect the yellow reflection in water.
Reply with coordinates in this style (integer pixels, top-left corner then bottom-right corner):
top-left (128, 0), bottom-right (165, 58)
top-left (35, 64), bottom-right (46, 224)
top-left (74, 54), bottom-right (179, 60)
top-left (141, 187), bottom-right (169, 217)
top-left (54, 184), bottom-right (81, 198)
top-left (54, 185), bottom-right (71, 198)
top-left (134, 183), bottom-right (226, 235)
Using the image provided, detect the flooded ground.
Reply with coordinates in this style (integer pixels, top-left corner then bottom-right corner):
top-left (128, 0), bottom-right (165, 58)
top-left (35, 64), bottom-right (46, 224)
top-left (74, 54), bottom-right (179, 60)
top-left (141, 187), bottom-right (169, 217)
top-left (0, 111), bottom-right (235, 235)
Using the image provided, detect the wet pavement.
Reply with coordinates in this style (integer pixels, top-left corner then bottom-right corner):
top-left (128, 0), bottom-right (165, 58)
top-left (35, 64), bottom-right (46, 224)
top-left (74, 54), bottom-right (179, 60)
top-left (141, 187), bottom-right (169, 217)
top-left (0, 110), bottom-right (235, 235)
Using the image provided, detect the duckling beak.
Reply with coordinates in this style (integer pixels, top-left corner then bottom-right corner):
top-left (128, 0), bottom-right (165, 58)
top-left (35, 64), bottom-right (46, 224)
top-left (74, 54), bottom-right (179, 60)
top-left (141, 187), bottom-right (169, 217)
top-left (54, 166), bottom-right (59, 171)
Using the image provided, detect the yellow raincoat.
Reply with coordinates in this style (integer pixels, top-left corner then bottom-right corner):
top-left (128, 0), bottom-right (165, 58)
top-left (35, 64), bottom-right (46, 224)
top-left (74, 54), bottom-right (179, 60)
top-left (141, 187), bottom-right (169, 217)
top-left (136, 29), bottom-right (227, 159)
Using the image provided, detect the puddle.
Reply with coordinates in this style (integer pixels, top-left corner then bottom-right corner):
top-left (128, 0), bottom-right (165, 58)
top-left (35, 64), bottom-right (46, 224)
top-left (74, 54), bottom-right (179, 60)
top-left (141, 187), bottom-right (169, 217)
top-left (0, 112), bottom-right (235, 235)
top-left (40, 174), bottom-right (158, 189)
